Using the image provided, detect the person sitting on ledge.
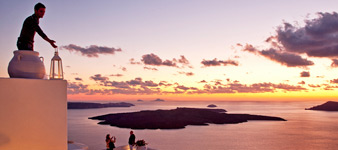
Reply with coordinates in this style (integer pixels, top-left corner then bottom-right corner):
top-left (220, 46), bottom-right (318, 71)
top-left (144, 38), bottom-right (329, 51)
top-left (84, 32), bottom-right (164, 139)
top-left (17, 2), bottom-right (57, 50)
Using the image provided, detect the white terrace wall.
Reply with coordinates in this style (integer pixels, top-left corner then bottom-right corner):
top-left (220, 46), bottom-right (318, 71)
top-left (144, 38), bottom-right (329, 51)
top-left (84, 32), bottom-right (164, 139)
top-left (0, 78), bottom-right (67, 150)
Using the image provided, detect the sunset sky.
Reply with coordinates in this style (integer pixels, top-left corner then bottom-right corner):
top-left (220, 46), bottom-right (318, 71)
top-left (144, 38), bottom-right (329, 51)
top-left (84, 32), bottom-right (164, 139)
top-left (1, 0), bottom-right (338, 101)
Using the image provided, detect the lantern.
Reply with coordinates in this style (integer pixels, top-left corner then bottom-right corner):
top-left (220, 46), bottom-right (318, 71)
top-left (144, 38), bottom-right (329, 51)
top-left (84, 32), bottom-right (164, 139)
top-left (50, 48), bottom-right (63, 80)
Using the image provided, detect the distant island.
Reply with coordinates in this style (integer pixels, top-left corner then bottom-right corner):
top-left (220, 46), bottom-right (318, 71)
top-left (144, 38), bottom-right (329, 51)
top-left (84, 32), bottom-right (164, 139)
top-left (153, 98), bottom-right (165, 102)
top-left (137, 99), bottom-right (144, 102)
top-left (306, 101), bottom-right (338, 111)
top-left (207, 104), bottom-right (217, 108)
top-left (68, 102), bottom-right (134, 109)
top-left (89, 107), bottom-right (286, 129)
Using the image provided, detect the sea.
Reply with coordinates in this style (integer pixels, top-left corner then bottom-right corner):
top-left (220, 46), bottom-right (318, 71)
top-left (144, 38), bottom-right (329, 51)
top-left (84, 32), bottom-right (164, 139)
top-left (68, 101), bottom-right (338, 150)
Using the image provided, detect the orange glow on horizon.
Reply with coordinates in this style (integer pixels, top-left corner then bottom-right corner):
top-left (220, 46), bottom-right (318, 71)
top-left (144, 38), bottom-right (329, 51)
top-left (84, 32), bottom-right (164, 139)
top-left (67, 90), bottom-right (338, 102)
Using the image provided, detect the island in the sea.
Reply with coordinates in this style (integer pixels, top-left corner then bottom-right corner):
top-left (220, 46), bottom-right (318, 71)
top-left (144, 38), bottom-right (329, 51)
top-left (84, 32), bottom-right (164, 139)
top-left (68, 102), bottom-right (134, 109)
top-left (153, 98), bottom-right (165, 102)
top-left (306, 101), bottom-right (338, 111)
top-left (89, 107), bottom-right (286, 129)
top-left (207, 104), bottom-right (217, 108)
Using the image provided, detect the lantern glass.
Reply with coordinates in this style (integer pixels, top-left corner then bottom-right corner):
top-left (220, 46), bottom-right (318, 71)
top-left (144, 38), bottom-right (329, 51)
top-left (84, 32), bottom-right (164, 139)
top-left (50, 51), bottom-right (63, 80)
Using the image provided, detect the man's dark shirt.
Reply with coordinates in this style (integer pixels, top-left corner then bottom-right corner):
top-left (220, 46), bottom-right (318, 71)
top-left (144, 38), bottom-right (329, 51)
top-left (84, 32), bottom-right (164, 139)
top-left (128, 134), bottom-right (135, 145)
top-left (18, 14), bottom-right (47, 44)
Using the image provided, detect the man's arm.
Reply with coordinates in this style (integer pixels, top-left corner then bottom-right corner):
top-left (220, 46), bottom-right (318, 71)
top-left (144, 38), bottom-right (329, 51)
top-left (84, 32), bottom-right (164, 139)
top-left (43, 37), bottom-right (57, 48)
top-left (32, 17), bottom-right (57, 48)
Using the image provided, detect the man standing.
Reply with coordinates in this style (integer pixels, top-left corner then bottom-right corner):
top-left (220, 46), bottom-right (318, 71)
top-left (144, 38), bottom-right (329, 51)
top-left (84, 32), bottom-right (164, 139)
top-left (128, 131), bottom-right (136, 150)
top-left (17, 3), bottom-right (57, 50)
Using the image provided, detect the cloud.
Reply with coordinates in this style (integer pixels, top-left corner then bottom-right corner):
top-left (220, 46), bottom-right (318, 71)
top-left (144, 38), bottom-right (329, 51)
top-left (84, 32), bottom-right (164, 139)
top-left (298, 81), bottom-right (306, 84)
top-left (178, 71), bottom-right (194, 76)
top-left (159, 81), bottom-right (173, 87)
top-left (84, 86), bottom-right (161, 95)
top-left (126, 78), bottom-right (143, 86)
top-left (110, 74), bottom-right (123, 77)
top-left (323, 85), bottom-right (338, 90)
top-left (201, 58), bottom-right (239, 67)
top-left (104, 81), bottom-right (131, 88)
top-left (228, 83), bottom-right (275, 93)
top-left (129, 58), bottom-right (142, 65)
top-left (210, 79), bottom-right (225, 86)
top-left (75, 77), bottom-right (82, 81)
top-left (108, 87), bottom-right (161, 95)
top-left (272, 83), bottom-right (307, 91)
top-left (144, 81), bottom-right (159, 87)
top-left (210, 82), bottom-right (306, 93)
top-left (331, 59), bottom-right (338, 67)
top-left (144, 67), bottom-right (158, 71)
top-left (242, 44), bottom-right (314, 67)
top-left (308, 84), bottom-right (321, 88)
top-left (140, 53), bottom-right (191, 68)
top-left (178, 80), bottom-right (307, 94)
top-left (61, 44), bottom-right (122, 57)
top-left (177, 55), bottom-right (193, 68)
top-left (330, 78), bottom-right (338, 84)
top-left (275, 12), bottom-right (338, 58)
top-left (300, 71), bottom-right (310, 77)
top-left (260, 49), bottom-right (314, 67)
top-left (162, 60), bottom-right (176, 66)
top-left (71, 77), bottom-right (308, 95)
top-left (194, 79), bottom-right (307, 94)
top-left (121, 67), bottom-right (127, 72)
top-left (67, 82), bottom-right (89, 94)
top-left (176, 85), bottom-right (190, 91)
top-left (90, 74), bottom-right (109, 82)
top-left (241, 12), bottom-right (338, 67)
top-left (86, 89), bottom-right (110, 95)
top-left (241, 44), bottom-right (258, 53)
top-left (199, 80), bottom-right (207, 83)
top-left (186, 72), bottom-right (194, 76)
top-left (142, 53), bottom-right (173, 66)
top-left (175, 85), bottom-right (198, 91)
top-left (102, 77), bottom-right (159, 89)
top-left (113, 65), bottom-right (127, 71)
top-left (87, 78), bottom-right (163, 95)
top-left (178, 55), bottom-right (189, 64)
top-left (305, 83), bottom-right (338, 90)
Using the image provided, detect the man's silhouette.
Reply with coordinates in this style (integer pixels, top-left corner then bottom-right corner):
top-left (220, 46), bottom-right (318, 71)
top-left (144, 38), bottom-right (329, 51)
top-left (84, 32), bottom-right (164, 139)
top-left (128, 131), bottom-right (136, 150)
top-left (17, 3), bottom-right (57, 50)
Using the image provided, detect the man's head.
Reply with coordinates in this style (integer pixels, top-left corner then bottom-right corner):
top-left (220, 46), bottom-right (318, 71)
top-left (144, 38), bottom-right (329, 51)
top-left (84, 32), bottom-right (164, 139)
top-left (130, 131), bottom-right (133, 135)
top-left (34, 3), bottom-right (46, 18)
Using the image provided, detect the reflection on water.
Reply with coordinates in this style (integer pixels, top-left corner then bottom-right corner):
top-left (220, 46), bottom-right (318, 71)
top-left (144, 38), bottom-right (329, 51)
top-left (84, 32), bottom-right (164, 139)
top-left (68, 101), bottom-right (338, 150)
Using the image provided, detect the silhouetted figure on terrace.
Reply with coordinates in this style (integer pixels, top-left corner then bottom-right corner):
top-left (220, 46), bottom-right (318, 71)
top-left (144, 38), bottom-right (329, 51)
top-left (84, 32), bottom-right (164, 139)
top-left (105, 134), bottom-right (116, 150)
top-left (129, 131), bottom-right (136, 150)
top-left (17, 3), bottom-right (57, 50)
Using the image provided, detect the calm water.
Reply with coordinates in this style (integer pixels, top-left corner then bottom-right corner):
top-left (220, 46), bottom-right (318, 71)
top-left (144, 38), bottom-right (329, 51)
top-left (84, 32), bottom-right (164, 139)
top-left (68, 101), bottom-right (338, 150)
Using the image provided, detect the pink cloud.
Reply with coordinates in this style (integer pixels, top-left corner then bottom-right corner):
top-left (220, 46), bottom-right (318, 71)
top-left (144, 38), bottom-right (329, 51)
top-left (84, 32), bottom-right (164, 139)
top-left (300, 71), bottom-right (310, 77)
top-left (61, 44), bottom-right (121, 57)
top-left (201, 58), bottom-right (239, 67)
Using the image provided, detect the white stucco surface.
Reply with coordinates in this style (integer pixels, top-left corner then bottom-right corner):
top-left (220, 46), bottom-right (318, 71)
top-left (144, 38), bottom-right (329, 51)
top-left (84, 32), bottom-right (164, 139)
top-left (0, 78), bottom-right (67, 150)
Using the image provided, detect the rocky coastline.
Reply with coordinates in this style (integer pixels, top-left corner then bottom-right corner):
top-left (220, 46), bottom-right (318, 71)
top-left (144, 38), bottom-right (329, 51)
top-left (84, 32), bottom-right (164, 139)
top-left (89, 107), bottom-right (286, 129)
top-left (306, 101), bottom-right (338, 111)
